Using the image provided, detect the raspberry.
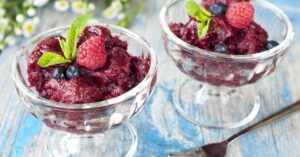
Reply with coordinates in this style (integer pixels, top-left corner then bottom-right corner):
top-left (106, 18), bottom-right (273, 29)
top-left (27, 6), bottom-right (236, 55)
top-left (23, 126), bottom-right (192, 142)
top-left (76, 36), bottom-right (107, 70)
top-left (226, 2), bottom-right (254, 29)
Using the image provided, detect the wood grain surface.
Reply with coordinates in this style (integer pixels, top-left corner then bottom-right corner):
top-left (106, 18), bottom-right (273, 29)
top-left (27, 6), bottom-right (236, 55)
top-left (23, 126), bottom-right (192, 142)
top-left (1, 0), bottom-right (300, 156)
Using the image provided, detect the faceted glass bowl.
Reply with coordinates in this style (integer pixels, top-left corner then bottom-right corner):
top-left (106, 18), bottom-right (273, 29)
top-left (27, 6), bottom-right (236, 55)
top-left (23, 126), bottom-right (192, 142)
top-left (12, 24), bottom-right (157, 156)
top-left (160, 0), bottom-right (293, 128)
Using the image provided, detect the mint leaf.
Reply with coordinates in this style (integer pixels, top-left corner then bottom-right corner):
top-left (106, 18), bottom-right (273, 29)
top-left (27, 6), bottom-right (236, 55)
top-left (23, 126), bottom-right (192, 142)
top-left (196, 2), bottom-right (211, 17)
top-left (66, 26), bottom-right (77, 60)
top-left (37, 14), bottom-right (89, 68)
top-left (186, 0), bottom-right (211, 21)
top-left (196, 13), bottom-right (211, 23)
top-left (198, 19), bottom-right (211, 38)
top-left (186, 0), bottom-right (212, 39)
top-left (68, 14), bottom-right (88, 60)
top-left (37, 52), bottom-right (71, 68)
top-left (59, 14), bottom-right (88, 60)
top-left (186, 0), bottom-right (201, 16)
top-left (71, 14), bottom-right (89, 33)
top-left (58, 39), bottom-right (68, 58)
top-left (197, 23), bottom-right (204, 38)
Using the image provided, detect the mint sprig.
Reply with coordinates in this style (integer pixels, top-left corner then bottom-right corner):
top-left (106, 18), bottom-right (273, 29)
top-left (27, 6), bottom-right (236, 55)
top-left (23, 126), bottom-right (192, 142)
top-left (37, 14), bottom-right (88, 68)
top-left (37, 52), bottom-right (71, 68)
top-left (197, 19), bottom-right (211, 38)
top-left (186, 0), bottom-right (212, 38)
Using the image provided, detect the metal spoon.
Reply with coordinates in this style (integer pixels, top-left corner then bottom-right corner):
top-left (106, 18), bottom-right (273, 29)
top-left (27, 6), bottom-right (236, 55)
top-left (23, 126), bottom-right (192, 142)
top-left (168, 100), bottom-right (300, 157)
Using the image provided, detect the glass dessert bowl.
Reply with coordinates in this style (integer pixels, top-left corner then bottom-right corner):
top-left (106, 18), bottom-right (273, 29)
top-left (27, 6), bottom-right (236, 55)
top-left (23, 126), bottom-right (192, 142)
top-left (160, 0), bottom-right (293, 128)
top-left (12, 23), bottom-right (157, 156)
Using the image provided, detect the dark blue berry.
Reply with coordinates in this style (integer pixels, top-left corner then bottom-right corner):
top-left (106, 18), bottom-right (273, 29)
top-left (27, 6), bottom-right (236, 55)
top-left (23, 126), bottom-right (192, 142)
top-left (52, 67), bottom-right (66, 79)
top-left (261, 47), bottom-right (267, 52)
top-left (266, 40), bottom-right (279, 50)
top-left (66, 65), bottom-right (80, 79)
top-left (209, 3), bottom-right (227, 16)
top-left (214, 44), bottom-right (228, 53)
top-left (40, 94), bottom-right (48, 99)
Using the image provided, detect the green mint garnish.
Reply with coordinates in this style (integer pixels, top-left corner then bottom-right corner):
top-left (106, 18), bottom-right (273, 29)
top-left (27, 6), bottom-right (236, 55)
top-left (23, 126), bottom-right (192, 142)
top-left (37, 52), bottom-right (71, 68)
top-left (197, 19), bottom-right (211, 38)
top-left (186, 0), bottom-right (212, 38)
top-left (37, 14), bottom-right (88, 68)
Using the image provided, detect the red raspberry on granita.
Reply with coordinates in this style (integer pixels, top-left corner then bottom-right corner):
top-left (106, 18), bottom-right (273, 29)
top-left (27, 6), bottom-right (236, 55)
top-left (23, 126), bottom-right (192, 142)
top-left (76, 36), bottom-right (107, 70)
top-left (226, 2), bottom-right (254, 29)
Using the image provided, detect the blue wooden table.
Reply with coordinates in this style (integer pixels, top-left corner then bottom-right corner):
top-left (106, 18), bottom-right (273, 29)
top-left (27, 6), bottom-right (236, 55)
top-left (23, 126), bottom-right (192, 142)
top-left (1, 0), bottom-right (300, 156)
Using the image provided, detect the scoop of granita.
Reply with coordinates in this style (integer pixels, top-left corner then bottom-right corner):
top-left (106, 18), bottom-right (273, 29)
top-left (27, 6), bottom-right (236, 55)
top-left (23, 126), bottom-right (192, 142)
top-left (27, 36), bottom-right (64, 92)
top-left (170, 0), bottom-right (273, 55)
top-left (41, 77), bottom-right (102, 104)
top-left (77, 25), bottom-right (128, 50)
top-left (230, 22), bottom-right (268, 54)
top-left (27, 15), bottom-right (150, 104)
top-left (198, 16), bottom-right (236, 51)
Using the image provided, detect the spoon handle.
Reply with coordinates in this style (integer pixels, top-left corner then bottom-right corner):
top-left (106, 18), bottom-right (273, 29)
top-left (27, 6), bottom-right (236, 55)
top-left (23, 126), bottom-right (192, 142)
top-left (226, 100), bottom-right (300, 144)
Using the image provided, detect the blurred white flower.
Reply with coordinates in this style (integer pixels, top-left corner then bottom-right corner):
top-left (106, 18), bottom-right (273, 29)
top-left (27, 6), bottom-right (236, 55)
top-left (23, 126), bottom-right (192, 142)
top-left (111, 0), bottom-right (123, 11)
top-left (32, 0), bottom-right (49, 7)
top-left (32, 16), bottom-right (40, 24)
top-left (0, 33), bottom-right (4, 41)
top-left (16, 14), bottom-right (25, 23)
top-left (27, 8), bottom-right (36, 17)
top-left (71, 1), bottom-right (85, 14)
top-left (88, 3), bottom-right (96, 11)
top-left (33, 17), bottom-right (40, 23)
top-left (54, 0), bottom-right (70, 12)
top-left (0, 9), bottom-right (5, 16)
top-left (22, 20), bottom-right (36, 37)
top-left (5, 36), bottom-right (16, 45)
top-left (117, 12), bottom-right (126, 20)
top-left (103, 7), bottom-right (118, 19)
top-left (14, 27), bottom-right (22, 36)
top-left (0, 18), bottom-right (9, 27)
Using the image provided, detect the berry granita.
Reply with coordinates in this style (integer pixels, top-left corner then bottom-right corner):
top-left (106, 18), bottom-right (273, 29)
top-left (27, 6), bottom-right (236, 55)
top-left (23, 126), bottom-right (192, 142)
top-left (24, 15), bottom-right (154, 134)
top-left (167, 0), bottom-right (280, 86)
top-left (27, 17), bottom-right (150, 104)
top-left (170, 0), bottom-right (272, 55)
top-left (28, 25), bottom-right (150, 104)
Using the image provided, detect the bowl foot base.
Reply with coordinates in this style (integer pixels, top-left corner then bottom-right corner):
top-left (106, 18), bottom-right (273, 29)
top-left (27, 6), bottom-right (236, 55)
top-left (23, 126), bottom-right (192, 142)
top-left (174, 79), bottom-right (260, 128)
top-left (46, 124), bottom-right (138, 157)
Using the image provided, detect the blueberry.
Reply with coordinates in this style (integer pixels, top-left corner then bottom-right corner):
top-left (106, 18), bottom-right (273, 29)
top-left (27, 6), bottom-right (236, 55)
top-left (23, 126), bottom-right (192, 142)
top-left (66, 65), bottom-right (80, 79)
top-left (52, 67), bottom-right (66, 79)
top-left (40, 94), bottom-right (48, 99)
top-left (209, 3), bottom-right (227, 16)
top-left (260, 47), bottom-right (268, 52)
top-left (214, 44), bottom-right (228, 53)
top-left (266, 40), bottom-right (279, 50)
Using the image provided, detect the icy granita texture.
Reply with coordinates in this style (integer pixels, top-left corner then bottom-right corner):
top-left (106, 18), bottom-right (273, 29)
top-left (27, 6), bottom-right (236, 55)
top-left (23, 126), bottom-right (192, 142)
top-left (170, 2), bottom-right (268, 54)
top-left (28, 26), bottom-right (150, 104)
top-left (166, 0), bottom-right (278, 86)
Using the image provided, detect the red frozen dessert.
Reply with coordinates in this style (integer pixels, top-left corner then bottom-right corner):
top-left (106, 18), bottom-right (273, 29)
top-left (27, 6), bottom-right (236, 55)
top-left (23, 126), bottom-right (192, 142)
top-left (24, 14), bottom-right (155, 134)
top-left (170, 0), bottom-right (277, 55)
top-left (167, 0), bottom-right (280, 87)
top-left (27, 25), bottom-right (150, 104)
